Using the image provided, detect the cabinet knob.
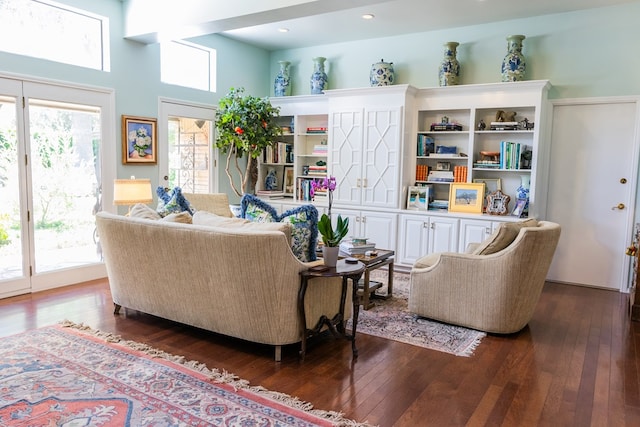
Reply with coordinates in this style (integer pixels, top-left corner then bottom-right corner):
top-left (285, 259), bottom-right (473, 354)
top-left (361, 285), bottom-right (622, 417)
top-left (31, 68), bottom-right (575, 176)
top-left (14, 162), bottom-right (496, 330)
top-left (612, 203), bottom-right (625, 210)
top-left (361, 216), bottom-right (366, 223)
top-left (423, 222), bottom-right (429, 228)
top-left (356, 178), bottom-right (361, 188)
top-left (362, 178), bottom-right (368, 188)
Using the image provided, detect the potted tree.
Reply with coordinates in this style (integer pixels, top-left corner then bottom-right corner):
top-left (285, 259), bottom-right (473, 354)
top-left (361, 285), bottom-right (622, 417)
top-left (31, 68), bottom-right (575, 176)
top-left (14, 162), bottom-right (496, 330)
top-left (215, 87), bottom-right (282, 197)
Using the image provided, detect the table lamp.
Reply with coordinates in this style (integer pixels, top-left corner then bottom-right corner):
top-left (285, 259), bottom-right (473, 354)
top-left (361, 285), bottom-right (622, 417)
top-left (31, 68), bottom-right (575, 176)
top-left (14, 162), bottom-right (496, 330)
top-left (113, 177), bottom-right (152, 215)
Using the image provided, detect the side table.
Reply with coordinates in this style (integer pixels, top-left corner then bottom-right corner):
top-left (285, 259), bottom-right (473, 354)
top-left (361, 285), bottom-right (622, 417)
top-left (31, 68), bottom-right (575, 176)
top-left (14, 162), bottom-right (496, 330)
top-left (352, 249), bottom-right (395, 310)
top-left (298, 260), bottom-right (365, 360)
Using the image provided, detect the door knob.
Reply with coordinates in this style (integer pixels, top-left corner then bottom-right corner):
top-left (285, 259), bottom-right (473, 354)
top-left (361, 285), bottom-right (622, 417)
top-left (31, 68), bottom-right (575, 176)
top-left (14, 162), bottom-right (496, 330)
top-left (612, 203), bottom-right (625, 210)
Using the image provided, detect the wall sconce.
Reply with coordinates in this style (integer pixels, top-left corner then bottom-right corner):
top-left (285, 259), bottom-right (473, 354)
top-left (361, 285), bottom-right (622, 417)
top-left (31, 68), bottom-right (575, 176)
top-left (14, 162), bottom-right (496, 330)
top-left (113, 177), bottom-right (152, 215)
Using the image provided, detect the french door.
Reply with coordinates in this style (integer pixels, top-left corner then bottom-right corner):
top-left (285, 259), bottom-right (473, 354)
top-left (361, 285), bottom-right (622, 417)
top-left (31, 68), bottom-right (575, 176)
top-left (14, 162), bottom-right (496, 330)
top-left (0, 76), bottom-right (114, 298)
top-left (158, 98), bottom-right (217, 193)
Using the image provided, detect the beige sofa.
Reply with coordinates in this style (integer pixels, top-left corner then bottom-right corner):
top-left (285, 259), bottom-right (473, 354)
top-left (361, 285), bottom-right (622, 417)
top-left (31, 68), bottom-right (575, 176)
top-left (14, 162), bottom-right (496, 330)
top-left (409, 220), bottom-right (561, 334)
top-left (95, 205), bottom-right (344, 361)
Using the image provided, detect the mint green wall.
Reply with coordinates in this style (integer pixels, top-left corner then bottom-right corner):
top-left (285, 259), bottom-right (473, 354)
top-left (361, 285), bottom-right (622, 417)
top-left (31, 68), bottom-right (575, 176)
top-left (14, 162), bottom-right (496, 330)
top-left (269, 3), bottom-right (640, 99)
top-left (0, 0), bottom-right (270, 201)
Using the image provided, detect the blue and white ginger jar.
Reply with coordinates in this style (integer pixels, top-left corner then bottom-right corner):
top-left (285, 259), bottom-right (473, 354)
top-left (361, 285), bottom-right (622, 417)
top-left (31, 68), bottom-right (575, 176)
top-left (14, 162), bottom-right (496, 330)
top-left (310, 57), bottom-right (328, 94)
top-left (370, 59), bottom-right (395, 86)
top-left (501, 35), bottom-right (526, 82)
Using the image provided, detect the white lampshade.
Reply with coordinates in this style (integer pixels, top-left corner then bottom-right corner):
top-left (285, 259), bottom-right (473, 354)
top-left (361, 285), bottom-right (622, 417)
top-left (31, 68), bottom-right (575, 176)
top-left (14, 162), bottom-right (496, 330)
top-left (113, 178), bottom-right (153, 206)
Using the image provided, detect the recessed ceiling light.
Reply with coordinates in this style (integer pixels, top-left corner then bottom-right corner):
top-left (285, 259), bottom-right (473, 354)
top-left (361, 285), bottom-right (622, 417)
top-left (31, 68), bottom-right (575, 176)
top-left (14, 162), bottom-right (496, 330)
top-left (278, 28), bottom-right (289, 33)
top-left (362, 13), bottom-right (375, 20)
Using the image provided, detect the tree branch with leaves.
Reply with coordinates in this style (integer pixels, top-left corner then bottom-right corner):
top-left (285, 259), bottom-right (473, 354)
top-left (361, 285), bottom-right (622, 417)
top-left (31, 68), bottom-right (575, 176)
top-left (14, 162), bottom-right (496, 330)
top-left (214, 87), bottom-right (282, 196)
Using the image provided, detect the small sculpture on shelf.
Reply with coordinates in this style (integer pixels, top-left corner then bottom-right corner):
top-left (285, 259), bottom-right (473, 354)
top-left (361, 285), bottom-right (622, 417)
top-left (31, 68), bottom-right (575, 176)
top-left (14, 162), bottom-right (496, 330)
top-left (477, 119), bottom-right (486, 131)
top-left (265, 168), bottom-right (278, 191)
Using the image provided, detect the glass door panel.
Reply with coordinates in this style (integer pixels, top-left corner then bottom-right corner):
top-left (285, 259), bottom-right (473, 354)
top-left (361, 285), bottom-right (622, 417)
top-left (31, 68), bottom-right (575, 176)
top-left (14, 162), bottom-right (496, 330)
top-left (28, 99), bottom-right (102, 274)
top-left (0, 94), bottom-right (26, 288)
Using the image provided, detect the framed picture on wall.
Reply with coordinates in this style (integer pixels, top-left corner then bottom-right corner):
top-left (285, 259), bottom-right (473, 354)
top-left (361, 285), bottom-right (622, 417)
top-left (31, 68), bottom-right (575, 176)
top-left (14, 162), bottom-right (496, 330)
top-left (122, 115), bottom-right (157, 164)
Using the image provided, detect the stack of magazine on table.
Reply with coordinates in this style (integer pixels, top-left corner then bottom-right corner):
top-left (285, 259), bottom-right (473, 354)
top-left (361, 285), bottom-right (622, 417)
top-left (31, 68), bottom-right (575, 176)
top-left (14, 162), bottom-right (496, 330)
top-left (339, 239), bottom-right (376, 256)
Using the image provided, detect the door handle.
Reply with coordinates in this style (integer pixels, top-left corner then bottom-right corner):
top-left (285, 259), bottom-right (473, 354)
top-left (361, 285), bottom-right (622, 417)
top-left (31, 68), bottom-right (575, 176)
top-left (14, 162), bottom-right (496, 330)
top-left (612, 203), bottom-right (625, 210)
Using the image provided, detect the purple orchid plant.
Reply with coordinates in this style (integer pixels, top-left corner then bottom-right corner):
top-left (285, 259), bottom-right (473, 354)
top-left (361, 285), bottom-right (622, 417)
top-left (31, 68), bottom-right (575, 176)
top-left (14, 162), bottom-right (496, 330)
top-left (310, 176), bottom-right (348, 247)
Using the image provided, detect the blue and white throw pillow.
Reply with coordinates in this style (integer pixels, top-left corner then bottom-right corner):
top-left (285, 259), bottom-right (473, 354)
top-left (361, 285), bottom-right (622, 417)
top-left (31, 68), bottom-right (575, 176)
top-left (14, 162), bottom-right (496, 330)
top-left (156, 187), bottom-right (194, 217)
top-left (240, 194), bottom-right (318, 262)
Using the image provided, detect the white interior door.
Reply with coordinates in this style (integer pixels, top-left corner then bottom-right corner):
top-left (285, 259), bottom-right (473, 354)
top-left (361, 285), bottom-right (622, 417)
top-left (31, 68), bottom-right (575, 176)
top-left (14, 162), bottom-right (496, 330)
top-left (547, 98), bottom-right (639, 290)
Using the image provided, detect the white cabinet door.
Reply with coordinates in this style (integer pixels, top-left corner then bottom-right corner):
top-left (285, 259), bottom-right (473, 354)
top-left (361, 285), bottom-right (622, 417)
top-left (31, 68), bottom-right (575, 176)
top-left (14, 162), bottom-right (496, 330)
top-left (330, 110), bottom-right (363, 207)
top-left (331, 107), bottom-right (402, 209)
top-left (362, 107), bottom-right (402, 209)
top-left (459, 219), bottom-right (493, 252)
top-left (332, 208), bottom-right (396, 251)
top-left (361, 211), bottom-right (397, 251)
top-left (428, 216), bottom-right (459, 254)
top-left (398, 214), bottom-right (429, 265)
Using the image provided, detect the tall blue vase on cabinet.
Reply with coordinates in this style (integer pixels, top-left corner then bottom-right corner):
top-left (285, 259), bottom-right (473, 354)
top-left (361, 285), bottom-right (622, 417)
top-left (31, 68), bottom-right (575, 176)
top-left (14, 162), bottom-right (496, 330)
top-left (310, 57), bottom-right (327, 94)
top-left (274, 61), bottom-right (291, 97)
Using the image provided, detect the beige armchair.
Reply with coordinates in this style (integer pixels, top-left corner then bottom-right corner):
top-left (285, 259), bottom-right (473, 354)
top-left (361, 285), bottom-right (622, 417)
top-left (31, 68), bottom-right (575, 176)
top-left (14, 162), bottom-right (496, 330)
top-left (408, 220), bottom-right (561, 334)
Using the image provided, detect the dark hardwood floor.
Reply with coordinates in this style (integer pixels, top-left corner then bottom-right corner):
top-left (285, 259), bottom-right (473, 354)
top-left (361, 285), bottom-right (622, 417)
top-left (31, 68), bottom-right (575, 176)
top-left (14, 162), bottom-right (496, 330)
top-left (2, 277), bottom-right (640, 426)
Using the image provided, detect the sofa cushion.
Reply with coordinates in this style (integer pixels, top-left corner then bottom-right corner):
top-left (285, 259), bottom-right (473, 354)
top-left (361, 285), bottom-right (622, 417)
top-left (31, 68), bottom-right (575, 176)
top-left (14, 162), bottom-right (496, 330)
top-left (129, 203), bottom-right (162, 220)
top-left (156, 186), bottom-right (194, 217)
top-left (240, 194), bottom-right (318, 262)
top-left (193, 210), bottom-right (292, 242)
top-left (472, 218), bottom-right (538, 255)
top-left (162, 211), bottom-right (193, 224)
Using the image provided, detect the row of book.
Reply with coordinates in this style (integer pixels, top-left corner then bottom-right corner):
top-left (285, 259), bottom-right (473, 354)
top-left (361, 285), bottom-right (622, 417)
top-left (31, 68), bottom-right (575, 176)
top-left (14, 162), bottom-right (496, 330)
top-left (297, 178), bottom-right (326, 201)
top-left (417, 134), bottom-right (435, 156)
top-left (453, 165), bottom-right (468, 182)
top-left (263, 142), bottom-right (293, 164)
top-left (416, 164), bottom-right (429, 181)
top-left (500, 141), bottom-right (529, 170)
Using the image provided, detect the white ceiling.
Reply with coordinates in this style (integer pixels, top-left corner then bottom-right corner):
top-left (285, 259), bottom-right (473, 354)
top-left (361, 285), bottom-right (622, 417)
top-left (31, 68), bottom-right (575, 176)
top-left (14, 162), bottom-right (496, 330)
top-left (125, 0), bottom-right (639, 51)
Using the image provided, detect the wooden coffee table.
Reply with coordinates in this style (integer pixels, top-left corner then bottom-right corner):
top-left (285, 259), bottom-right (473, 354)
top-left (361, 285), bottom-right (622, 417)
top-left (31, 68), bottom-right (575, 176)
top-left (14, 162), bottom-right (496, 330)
top-left (350, 249), bottom-right (394, 310)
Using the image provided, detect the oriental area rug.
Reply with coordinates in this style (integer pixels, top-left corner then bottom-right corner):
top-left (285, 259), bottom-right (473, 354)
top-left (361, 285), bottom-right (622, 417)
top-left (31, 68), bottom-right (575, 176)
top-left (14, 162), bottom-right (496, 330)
top-left (0, 322), bottom-right (371, 427)
top-left (346, 271), bottom-right (485, 357)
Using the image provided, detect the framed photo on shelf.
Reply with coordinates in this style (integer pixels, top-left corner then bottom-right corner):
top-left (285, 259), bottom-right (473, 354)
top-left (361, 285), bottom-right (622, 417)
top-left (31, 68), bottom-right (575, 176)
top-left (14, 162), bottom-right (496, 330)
top-left (406, 186), bottom-right (428, 211)
top-left (511, 198), bottom-right (528, 217)
top-left (448, 182), bottom-right (484, 214)
top-left (283, 166), bottom-right (295, 195)
top-left (122, 115), bottom-right (157, 164)
top-left (472, 178), bottom-right (502, 194)
top-left (486, 190), bottom-right (511, 215)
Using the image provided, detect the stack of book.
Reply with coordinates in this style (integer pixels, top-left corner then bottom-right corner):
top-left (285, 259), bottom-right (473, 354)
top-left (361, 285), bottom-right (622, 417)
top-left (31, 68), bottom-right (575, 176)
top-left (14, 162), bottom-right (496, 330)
top-left (417, 135), bottom-right (435, 156)
top-left (307, 164), bottom-right (327, 176)
top-left (312, 144), bottom-right (328, 156)
top-left (428, 200), bottom-right (449, 211)
top-left (427, 170), bottom-right (454, 182)
top-left (306, 127), bottom-right (327, 134)
top-left (490, 121), bottom-right (519, 130)
top-left (256, 190), bottom-right (284, 199)
top-left (430, 122), bottom-right (463, 131)
top-left (339, 239), bottom-right (376, 256)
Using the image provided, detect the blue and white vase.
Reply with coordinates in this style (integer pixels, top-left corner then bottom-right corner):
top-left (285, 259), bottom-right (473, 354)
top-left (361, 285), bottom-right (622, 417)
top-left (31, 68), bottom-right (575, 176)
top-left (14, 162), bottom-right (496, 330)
top-left (516, 174), bottom-right (530, 216)
top-left (501, 35), bottom-right (526, 82)
top-left (310, 57), bottom-right (328, 94)
top-left (274, 60), bottom-right (291, 96)
top-left (438, 42), bottom-right (460, 87)
top-left (370, 59), bottom-right (395, 86)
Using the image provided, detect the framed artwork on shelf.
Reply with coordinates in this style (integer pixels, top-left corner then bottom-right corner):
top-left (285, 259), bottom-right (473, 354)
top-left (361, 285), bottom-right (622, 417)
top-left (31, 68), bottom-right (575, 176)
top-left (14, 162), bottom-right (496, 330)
top-left (122, 115), bottom-right (157, 164)
top-left (448, 182), bottom-right (484, 214)
top-left (283, 166), bottom-right (295, 195)
top-left (406, 186), bottom-right (429, 211)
